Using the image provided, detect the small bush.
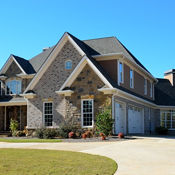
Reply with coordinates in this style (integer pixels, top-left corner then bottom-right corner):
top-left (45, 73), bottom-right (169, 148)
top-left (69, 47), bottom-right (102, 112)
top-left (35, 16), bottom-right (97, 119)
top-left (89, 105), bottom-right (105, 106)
top-left (96, 107), bottom-right (114, 136)
top-left (156, 126), bottom-right (168, 135)
top-left (35, 128), bottom-right (45, 139)
top-left (10, 119), bottom-right (19, 137)
top-left (16, 131), bottom-right (26, 137)
top-left (68, 132), bottom-right (75, 138)
top-left (58, 124), bottom-right (77, 138)
top-left (43, 129), bottom-right (57, 139)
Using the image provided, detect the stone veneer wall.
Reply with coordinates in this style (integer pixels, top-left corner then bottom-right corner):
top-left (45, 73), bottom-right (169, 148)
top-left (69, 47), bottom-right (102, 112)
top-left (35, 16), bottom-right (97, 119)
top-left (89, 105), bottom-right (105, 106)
top-left (114, 95), bottom-right (158, 134)
top-left (65, 64), bottom-right (112, 127)
top-left (0, 107), bottom-right (5, 131)
top-left (27, 41), bottom-right (83, 128)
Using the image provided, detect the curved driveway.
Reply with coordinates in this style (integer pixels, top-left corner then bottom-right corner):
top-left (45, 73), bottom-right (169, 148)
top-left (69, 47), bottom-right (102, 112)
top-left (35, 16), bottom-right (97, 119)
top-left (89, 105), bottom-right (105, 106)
top-left (0, 137), bottom-right (175, 175)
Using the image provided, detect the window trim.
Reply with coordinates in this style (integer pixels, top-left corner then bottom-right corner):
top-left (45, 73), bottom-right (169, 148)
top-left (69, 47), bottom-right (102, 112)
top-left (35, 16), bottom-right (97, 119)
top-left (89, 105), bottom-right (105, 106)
top-left (118, 61), bottom-right (124, 85)
top-left (65, 60), bottom-right (72, 70)
top-left (144, 78), bottom-right (147, 95)
top-left (130, 69), bottom-right (134, 88)
top-left (160, 110), bottom-right (175, 130)
top-left (43, 101), bottom-right (53, 127)
top-left (81, 99), bottom-right (94, 128)
top-left (5, 79), bottom-right (22, 95)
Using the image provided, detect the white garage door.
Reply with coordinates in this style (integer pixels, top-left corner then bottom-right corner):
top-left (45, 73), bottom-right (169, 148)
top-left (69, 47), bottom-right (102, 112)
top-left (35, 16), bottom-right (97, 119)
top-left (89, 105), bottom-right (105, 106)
top-left (115, 102), bottom-right (126, 134)
top-left (128, 105), bottom-right (144, 134)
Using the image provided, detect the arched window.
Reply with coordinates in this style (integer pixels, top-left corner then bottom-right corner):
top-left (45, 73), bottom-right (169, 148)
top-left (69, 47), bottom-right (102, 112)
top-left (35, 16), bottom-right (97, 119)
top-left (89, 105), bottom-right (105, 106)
top-left (6, 79), bottom-right (22, 95)
top-left (65, 60), bottom-right (72, 70)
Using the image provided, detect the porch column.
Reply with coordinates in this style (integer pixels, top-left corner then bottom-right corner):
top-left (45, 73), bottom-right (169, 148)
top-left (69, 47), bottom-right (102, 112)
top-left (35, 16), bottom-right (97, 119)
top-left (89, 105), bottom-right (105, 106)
top-left (4, 106), bottom-right (6, 131)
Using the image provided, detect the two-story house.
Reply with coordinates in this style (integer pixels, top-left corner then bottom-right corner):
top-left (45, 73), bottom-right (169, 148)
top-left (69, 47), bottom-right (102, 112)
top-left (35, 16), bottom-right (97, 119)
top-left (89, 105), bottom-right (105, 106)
top-left (0, 32), bottom-right (174, 135)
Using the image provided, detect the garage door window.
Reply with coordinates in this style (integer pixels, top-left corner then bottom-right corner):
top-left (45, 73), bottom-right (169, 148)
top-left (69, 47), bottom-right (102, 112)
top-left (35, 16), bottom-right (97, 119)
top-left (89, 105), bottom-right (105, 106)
top-left (161, 110), bottom-right (175, 129)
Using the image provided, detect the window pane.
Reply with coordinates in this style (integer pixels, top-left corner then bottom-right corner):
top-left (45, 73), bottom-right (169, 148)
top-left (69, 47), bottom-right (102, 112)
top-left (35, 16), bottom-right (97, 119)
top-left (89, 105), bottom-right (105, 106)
top-left (166, 121), bottom-right (171, 129)
top-left (161, 113), bottom-right (165, 120)
top-left (172, 121), bottom-right (175, 129)
top-left (166, 113), bottom-right (171, 120)
top-left (44, 102), bottom-right (53, 126)
top-left (65, 61), bottom-right (72, 70)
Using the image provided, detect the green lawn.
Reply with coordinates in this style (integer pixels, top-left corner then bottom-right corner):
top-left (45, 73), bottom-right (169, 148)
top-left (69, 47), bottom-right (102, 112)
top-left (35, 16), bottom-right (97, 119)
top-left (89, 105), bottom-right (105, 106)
top-left (0, 149), bottom-right (117, 175)
top-left (0, 138), bottom-right (62, 143)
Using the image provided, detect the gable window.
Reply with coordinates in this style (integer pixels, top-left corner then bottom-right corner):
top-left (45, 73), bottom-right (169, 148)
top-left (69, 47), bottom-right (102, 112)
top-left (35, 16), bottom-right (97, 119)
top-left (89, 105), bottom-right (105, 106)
top-left (144, 78), bottom-right (147, 95)
top-left (81, 99), bottom-right (94, 127)
top-left (6, 79), bottom-right (22, 95)
top-left (65, 60), bottom-right (72, 70)
top-left (161, 110), bottom-right (175, 129)
top-left (118, 61), bottom-right (124, 84)
top-left (130, 69), bottom-right (134, 88)
top-left (150, 82), bottom-right (153, 98)
top-left (43, 102), bottom-right (53, 127)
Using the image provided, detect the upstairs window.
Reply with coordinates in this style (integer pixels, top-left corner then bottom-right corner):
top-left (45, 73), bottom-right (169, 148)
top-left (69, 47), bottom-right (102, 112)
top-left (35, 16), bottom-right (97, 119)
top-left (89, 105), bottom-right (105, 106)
top-left (118, 61), bottom-right (124, 84)
top-left (130, 69), bottom-right (134, 88)
top-left (144, 78), bottom-right (147, 95)
top-left (6, 79), bottom-right (22, 95)
top-left (150, 82), bottom-right (153, 98)
top-left (43, 102), bottom-right (53, 127)
top-left (65, 60), bottom-right (72, 70)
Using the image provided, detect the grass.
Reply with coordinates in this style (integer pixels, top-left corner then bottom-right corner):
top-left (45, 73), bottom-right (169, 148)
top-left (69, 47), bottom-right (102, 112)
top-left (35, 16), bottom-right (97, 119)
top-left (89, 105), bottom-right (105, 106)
top-left (0, 149), bottom-right (117, 175)
top-left (0, 138), bottom-right (62, 143)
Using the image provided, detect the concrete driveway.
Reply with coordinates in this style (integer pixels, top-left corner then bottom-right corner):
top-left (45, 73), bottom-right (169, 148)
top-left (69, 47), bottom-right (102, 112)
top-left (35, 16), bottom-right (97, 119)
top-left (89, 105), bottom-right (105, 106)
top-left (0, 137), bottom-right (175, 175)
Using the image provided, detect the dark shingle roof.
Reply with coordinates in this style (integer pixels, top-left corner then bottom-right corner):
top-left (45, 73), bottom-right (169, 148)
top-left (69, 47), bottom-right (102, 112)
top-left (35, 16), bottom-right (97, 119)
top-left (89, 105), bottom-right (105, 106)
top-left (155, 78), bottom-right (175, 106)
top-left (29, 46), bottom-right (55, 72)
top-left (12, 55), bottom-right (35, 74)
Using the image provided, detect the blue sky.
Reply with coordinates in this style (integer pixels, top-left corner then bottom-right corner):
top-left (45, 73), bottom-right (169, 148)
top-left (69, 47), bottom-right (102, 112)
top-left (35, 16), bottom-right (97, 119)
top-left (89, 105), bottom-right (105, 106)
top-left (0, 0), bottom-right (175, 78)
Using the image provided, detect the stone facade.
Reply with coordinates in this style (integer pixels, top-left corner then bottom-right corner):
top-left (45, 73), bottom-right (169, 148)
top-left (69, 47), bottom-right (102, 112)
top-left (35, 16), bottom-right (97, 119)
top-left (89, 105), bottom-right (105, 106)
top-left (27, 41), bottom-right (83, 128)
top-left (65, 64), bottom-right (112, 127)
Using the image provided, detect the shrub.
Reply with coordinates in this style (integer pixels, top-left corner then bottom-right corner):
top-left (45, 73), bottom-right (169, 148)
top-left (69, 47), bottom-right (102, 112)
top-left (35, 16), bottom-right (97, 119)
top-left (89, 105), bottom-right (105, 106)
top-left (85, 130), bottom-right (93, 138)
top-left (156, 126), bottom-right (168, 135)
top-left (43, 129), bottom-right (57, 139)
top-left (96, 107), bottom-right (113, 136)
top-left (16, 131), bottom-right (26, 137)
top-left (58, 124), bottom-right (77, 138)
top-left (10, 119), bottom-right (19, 137)
top-left (35, 128), bottom-right (45, 139)
top-left (82, 133), bottom-right (87, 139)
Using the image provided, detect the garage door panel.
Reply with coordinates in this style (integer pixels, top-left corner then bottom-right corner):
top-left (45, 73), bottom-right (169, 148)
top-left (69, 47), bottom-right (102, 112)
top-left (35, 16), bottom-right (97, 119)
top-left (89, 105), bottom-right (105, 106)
top-left (128, 105), bottom-right (144, 134)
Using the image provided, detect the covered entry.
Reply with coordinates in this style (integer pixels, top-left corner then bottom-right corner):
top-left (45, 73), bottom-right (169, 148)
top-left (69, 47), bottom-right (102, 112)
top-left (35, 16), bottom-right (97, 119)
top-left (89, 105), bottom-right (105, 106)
top-left (114, 101), bottom-right (126, 134)
top-left (128, 105), bottom-right (144, 134)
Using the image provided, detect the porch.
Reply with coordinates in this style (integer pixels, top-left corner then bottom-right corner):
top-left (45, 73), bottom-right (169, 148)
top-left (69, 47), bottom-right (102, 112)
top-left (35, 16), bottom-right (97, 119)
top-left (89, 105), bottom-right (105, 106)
top-left (0, 106), bottom-right (27, 131)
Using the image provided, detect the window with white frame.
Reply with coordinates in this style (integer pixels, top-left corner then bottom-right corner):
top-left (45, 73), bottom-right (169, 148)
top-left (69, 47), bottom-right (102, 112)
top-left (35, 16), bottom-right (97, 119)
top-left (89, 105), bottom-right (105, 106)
top-left (118, 61), bottom-right (124, 84)
top-left (81, 99), bottom-right (94, 127)
top-left (43, 102), bottom-right (53, 127)
top-left (130, 69), bottom-right (134, 88)
top-left (160, 110), bottom-right (175, 129)
top-left (65, 60), bottom-right (72, 70)
top-left (6, 79), bottom-right (22, 95)
top-left (144, 78), bottom-right (147, 95)
top-left (150, 82), bottom-right (153, 97)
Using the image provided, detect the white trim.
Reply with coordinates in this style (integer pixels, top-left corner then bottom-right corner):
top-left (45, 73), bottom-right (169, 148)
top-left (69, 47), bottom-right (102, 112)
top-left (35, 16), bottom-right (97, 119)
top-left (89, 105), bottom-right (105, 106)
top-left (0, 101), bottom-right (27, 106)
top-left (59, 56), bottom-right (113, 91)
top-left (98, 88), bottom-right (116, 94)
top-left (43, 101), bottom-right (53, 127)
top-left (55, 90), bottom-right (74, 96)
top-left (17, 73), bottom-right (36, 79)
top-left (118, 60), bottom-right (124, 85)
top-left (81, 99), bottom-right (94, 128)
top-left (24, 33), bottom-right (85, 93)
top-left (0, 55), bottom-right (26, 75)
top-left (21, 93), bottom-right (36, 99)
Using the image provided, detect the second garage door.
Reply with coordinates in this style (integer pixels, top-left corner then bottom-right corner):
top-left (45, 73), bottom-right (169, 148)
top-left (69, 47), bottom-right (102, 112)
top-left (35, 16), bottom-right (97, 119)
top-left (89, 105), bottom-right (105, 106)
top-left (128, 105), bottom-right (144, 134)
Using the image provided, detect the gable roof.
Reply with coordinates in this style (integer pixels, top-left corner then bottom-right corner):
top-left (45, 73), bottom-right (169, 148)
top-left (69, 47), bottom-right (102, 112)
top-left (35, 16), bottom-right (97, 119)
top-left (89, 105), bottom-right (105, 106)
top-left (0, 54), bottom-right (35, 75)
top-left (13, 55), bottom-right (35, 74)
top-left (155, 78), bottom-right (175, 106)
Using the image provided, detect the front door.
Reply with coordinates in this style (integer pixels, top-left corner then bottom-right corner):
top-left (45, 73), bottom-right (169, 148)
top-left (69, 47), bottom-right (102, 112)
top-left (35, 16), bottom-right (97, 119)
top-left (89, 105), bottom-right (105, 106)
top-left (115, 102), bottom-right (126, 134)
top-left (6, 106), bottom-right (20, 131)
